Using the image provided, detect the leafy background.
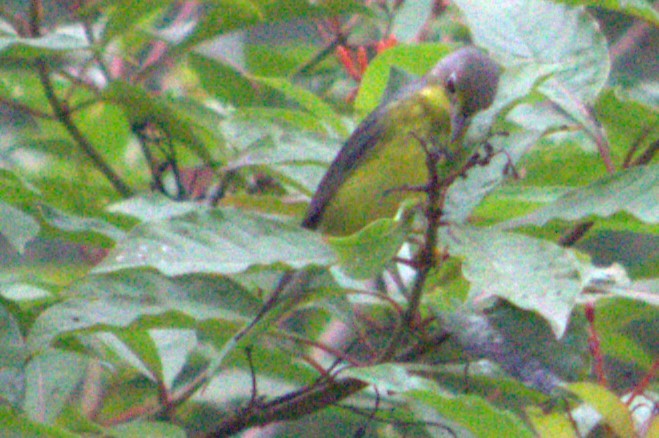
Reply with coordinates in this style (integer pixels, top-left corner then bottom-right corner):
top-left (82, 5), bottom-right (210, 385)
top-left (0, 0), bottom-right (656, 437)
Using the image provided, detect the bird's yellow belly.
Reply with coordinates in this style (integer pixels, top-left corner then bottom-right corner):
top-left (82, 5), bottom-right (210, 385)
top-left (319, 133), bottom-right (429, 235)
top-left (317, 87), bottom-right (453, 236)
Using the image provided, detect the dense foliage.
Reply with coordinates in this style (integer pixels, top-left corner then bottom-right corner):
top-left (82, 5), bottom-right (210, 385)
top-left (0, 0), bottom-right (656, 436)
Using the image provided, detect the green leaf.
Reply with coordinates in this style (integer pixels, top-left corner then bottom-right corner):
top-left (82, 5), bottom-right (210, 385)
top-left (23, 350), bottom-right (88, 424)
top-left (94, 209), bottom-right (335, 276)
top-left (70, 103), bottom-right (132, 163)
top-left (424, 365), bottom-right (549, 411)
top-left (0, 33), bottom-right (88, 58)
top-left (618, 80), bottom-right (659, 109)
top-left (328, 202), bottom-right (416, 279)
top-left (595, 297), bottom-right (656, 369)
top-left (103, 81), bottom-right (213, 162)
top-left (183, 0), bottom-right (365, 49)
top-left (189, 52), bottom-right (257, 106)
top-left (27, 271), bottom-right (260, 352)
top-left (526, 406), bottom-right (577, 438)
top-left (0, 303), bottom-right (27, 368)
top-left (218, 113), bottom-right (341, 194)
top-left (107, 328), bottom-right (194, 389)
top-left (596, 89), bottom-right (659, 159)
top-left (553, 0), bottom-right (659, 26)
top-left (93, 332), bottom-right (158, 379)
top-left (443, 226), bottom-right (587, 337)
top-left (501, 164), bottom-right (659, 228)
top-left (100, 0), bottom-right (174, 43)
top-left (455, 0), bottom-right (610, 137)
top-left (109, 421), bottom-right (186, 438)
top-left (391, 0), bottom-right (435, 42)
top-left (246, 44), bottom-right (330, 77)
top-left (209, 268), bottom-right (338, 376)
top-left (251, 76), bottom-right (346, 136)
top-left (150, 329), bottom-right (196, 389)
top-left (456, 0), bottom-right (609, 102)
top-left (107, 192), bottom-right (202, 222)
top-left (0, 201), bottom-right (39, 253)
top-left (566, 382), bottom-right (635, 438)
top-left (354, 43), bottom-right (453, 115)
top-left (342, 364), bottom-right (436, 393)
top-left (408, 391), bottom-right (535, 437)
top-left (0, 406), bottom-right (79, 438)
top-left (37, 203), bottom-right (127, 246)
top-left (0, 169), bottom-right (41, 205)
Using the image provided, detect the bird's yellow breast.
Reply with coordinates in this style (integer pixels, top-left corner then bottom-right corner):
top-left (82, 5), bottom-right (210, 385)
top-left (318, 85), bottom-right (452, 235)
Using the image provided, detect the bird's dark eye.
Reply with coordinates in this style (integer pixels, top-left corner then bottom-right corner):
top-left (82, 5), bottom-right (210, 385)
top-left (446, 72), bottom-right (457, 94)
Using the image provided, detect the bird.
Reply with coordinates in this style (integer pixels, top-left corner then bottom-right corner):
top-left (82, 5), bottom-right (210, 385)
top-left (301, 47), bottom-right (500, 235)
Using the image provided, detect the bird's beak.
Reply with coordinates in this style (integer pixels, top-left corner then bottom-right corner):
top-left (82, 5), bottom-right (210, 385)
top-left (450, 109), bottom-right (469, 143)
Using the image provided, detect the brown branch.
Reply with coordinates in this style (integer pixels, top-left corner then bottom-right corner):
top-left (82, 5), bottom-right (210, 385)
top-left (290, 33), bottom-right (347, 79)
top-left (206, 377), bottom-right (367, 437)
top-left (558, 221), bottom-right (594, 247)
top-left (630, 139), bottom-right (658, 167)
top-left (35, 59), bottom-right (133, 197)
top-left (203, 139), bottom-right (499, 436)
top-left (378, 139), bottom-right (449, 363)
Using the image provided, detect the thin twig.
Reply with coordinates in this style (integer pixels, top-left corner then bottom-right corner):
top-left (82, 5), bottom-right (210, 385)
top-left (631, 139), bottom-right (658, 167)
top-left (378, 138), bottom-right (445, 362)
top-left (290, 33), bottom-right (347, 79)
top-left (35, 59), bottom-right (133, 197)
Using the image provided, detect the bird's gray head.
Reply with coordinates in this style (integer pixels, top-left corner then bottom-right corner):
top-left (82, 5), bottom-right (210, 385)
top-left (428, 47), bottom-right (500, 141)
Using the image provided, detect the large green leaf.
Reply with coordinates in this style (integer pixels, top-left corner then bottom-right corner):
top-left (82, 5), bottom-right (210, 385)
top-left (408, 391), bottom-right (535, 437)
top-left (455, 0), bottom-right (610, 136)
top-left (98, 328), bottom-right (194, 389)
top-left (567, 382), bottom-right (635, 438)
top-left (328, 201), bottom-right (416, 279)
top-left (251, 76), bottom-right (347, 136)
top-left (23, 350), bottom-right (88, 424)
top-left (456, 0), bottom-right (609, 102)
top-left (501, 164), bottom-right (658, 228)
top-left (37, 203), bottom-right (127, 246)
top-left (188, 52), bottom-right (258, 106)
top-left (342, 363), bottom-right (437, 393)
top-left (0, 304), bottom-right (26, 368)
top-left (94, 208), bottom-right (335, 276)
top-left (27, 271), bottom-right (260, 352)
top-left (596, 89), bottom-right (659, 160)
top-left (554, 0), bottom-right (659, 26)
top-left (443, 225), bottom-right (588, 337)
top-left (107, 192), bottom-right (203, 222)
top-left (182, 0), bottom-right (366, 49)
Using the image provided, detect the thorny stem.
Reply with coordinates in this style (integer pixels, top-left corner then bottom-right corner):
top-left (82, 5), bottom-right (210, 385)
top-left (378, 140), bottom-right (445, 363)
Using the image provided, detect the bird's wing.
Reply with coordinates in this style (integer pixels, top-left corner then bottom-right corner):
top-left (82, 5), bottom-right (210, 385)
top-left (301, 108), bottom-right (386, 230)
top-left (301, 76), bottom-right (429, 230)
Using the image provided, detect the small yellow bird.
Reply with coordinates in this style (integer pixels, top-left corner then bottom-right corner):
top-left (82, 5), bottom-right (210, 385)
top-left (302, 47), bottom-right (500, 235)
